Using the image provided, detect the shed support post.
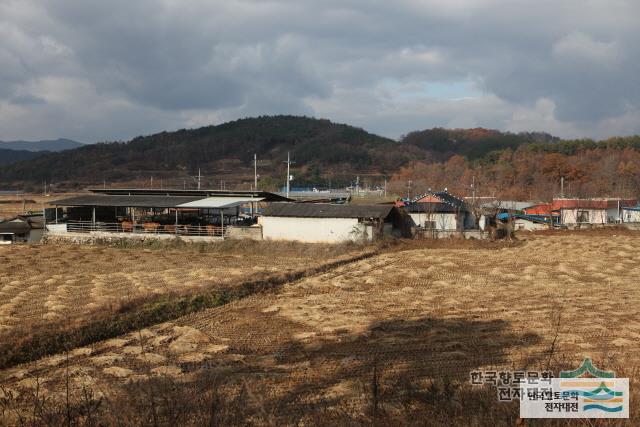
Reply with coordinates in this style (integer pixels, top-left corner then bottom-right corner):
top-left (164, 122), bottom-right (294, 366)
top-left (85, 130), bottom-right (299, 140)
top-left (55, 207), bottom-right (58, 224)
top-left (220, 210), bottom-right (224, 237)
top-left (92, 206), bottom-right (96, 230)
top-left (175, 210), bottom-right (178, 235)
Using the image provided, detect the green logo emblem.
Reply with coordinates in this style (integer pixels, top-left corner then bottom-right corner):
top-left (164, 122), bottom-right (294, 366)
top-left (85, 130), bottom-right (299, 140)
top-left (560, 358), bottom-right (615, 378)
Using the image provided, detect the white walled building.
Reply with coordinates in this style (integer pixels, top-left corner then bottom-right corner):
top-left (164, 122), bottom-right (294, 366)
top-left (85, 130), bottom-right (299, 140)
top-left (405, 202), bottom-right (459, 231)
top-left (559, 207), bottom-right (608, 225)
top-left (622, 206), bottom-right (640, 223)
top-left (512, 216), bottom-right (550, 231)
top-left (259, 203), bottom-right (398, 243)
top-left (553, 198), bottom-right (637, 225)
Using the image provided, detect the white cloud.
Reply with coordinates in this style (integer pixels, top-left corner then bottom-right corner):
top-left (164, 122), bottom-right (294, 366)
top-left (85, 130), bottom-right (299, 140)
top-left (553, 32), bottom-right (621, 66)
top-left (0, 0), bottom-right (639, 142)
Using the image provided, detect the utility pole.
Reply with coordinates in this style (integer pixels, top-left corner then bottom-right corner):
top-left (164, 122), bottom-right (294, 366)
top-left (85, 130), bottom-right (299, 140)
top-left (283, 151), bottom-right (295, 198)
top-left (472, 176), bottom-right (477, 205)
top-left (560, 176), bottom-right (564, 198)
top-left (198, 168), bottom-right (201, 190)
top-left (150, 176), bottom-right (153, 188)
top-left (254, 153), bottom-right (258, 191)
top-left (407, 180), bottom-right (412, 200)
top-left (384, 179), bottom-right (387, 198)
top-left (44, 180), bottom-right (47, 197)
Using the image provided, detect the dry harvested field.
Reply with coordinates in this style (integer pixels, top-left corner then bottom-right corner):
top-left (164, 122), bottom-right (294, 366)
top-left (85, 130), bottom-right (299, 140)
top-left (0, 242), bottom-right (357, 343)
top-left (1, 232), bottom-right (640, 425)
top-left (0, 194), bottom-right (62, 220)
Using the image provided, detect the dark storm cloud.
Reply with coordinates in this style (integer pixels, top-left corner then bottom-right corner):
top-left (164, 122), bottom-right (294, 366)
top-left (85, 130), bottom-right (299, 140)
top-left (0, 0), bottom-right (638, 141)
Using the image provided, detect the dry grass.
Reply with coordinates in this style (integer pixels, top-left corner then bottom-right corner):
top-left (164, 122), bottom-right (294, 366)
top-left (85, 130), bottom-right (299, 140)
top-left (0, 241), bottom-right (361, 344)
top-left (1, 233), bottom-right (640, 424)
top-left (0, 193), bottom-right (63, 220)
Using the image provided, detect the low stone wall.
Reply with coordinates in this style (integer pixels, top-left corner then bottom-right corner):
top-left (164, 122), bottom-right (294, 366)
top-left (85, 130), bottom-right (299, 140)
top-left (414, 229), bottom-right (488, 240)
top-left (226, 225), bottom-right (263, 240)
top-left (43, 231), bottom-right (223, 245)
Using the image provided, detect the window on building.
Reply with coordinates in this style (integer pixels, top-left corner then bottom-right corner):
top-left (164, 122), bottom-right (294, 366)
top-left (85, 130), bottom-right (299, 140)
top-left (424, 220), bottom-right (436, 229)
top-left (577, 210), bottom-right (589, 223)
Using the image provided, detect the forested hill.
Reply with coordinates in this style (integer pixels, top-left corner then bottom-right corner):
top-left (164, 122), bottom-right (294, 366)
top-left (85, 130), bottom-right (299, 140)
top-left (0, 116), bottom-right (412, 187)
top-left (0, 148), bottom-right (47, 166)
top-left (0, 138), bottom-right (84, 152)
top-left (2, 115), bottom-right (639, 196)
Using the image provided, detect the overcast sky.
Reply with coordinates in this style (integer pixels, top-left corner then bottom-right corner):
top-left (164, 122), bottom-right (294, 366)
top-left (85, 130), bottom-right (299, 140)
top-left (1, 0), bottom-right (639, 143)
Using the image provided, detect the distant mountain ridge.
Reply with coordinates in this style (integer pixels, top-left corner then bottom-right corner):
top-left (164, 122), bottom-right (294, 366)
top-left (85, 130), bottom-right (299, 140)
top-left (0, 138), bottom-right (84, 152)
top-left (3, 115), bottom-right (637, 195)
top-left (0, 148), bottom-right (47, 166)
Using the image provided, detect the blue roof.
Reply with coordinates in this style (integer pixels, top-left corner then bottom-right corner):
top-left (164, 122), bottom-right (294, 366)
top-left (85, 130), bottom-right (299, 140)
top-left (624, 205), bottom-right (640, 212)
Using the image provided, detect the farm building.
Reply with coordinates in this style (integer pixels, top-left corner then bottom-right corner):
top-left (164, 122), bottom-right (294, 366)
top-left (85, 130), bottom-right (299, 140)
top-left (277, 190), bottom-right (350, 204)
top-left (523, 203), bottom-right (555, 217)
top-left (259, 203), bottom-right (403, 243)
top-left (478, 200), bottom-right (536, 213)
top-left (404, 190), bottom-right (476, 231)
top-left (48, 188), bottom-right (289, 240)
top-left (405, 202), bottom-right (458, 231)
top-left (552, 198), bottom-right (636, 226)
top-left (622, 206), bottom-right (640, 223)
top-left (524, 199), bottom-right (636, 226)
top-left (497, 213), bottom-right (553, 231)
top-left (0, 215), bottom-right (44, 243)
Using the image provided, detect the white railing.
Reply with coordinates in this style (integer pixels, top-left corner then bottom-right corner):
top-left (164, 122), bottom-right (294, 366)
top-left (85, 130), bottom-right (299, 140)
top-left (66, 220), bottom-right (227, 237)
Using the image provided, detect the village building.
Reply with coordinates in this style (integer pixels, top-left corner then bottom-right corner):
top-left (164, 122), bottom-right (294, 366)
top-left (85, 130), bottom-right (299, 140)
top-left (259, 203), bottom-right (403, 243)
top-left (276, 190), bottom-right (350, 204)
top-left (48, 188), bottom-right (290, 241)
top-left (404, 190), bottom-right (476, 231)
top-left (0, 215), bottom-right (43, 244)
top-left (524, 198), bottom-right (636, 226)
top-left (479, 200), bottom-right (535, 213)
top-left (552, 198), bottom-right (636, 226)
top-left (497, 213), bottom-right (552, 231)
top-left (523, 203), bottom-right (555, 216)
top-left (404, 202), bottom-right (457, 231)
top-left (622, 205), bottom-right (640, 223)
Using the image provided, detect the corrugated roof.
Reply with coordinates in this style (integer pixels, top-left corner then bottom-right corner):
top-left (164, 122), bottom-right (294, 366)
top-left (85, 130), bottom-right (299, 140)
top-left (262, 203), bottom-right (394, 219)
top-left (497, 213), bottom-right (551, 224)
top-left (53, 194), bottom-right (203, 208)
top-left (552, 198), bottom-right (637, 210)
top-left (480, 201), bottom-right (535, 211)
top-left (89, 188), bottom-right (291, 201)
top-left (177, 197), bottom-right (264, 209)
top-left (276, 191), bottom-right (350, 200)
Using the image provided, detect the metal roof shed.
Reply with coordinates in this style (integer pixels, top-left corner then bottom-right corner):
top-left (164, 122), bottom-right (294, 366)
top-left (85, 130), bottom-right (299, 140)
top-left (261, 203), bottom-right (394, 219)
top-left (259, 203), bottom-right (400, 243)
top-left (52, 194), bottom-right (203, 208)
top-left (176, 197), bottom-right (265, 209)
